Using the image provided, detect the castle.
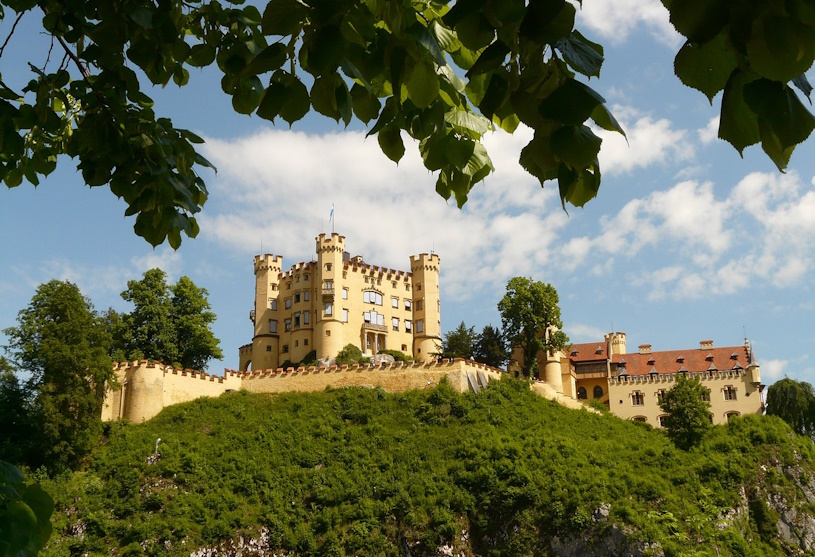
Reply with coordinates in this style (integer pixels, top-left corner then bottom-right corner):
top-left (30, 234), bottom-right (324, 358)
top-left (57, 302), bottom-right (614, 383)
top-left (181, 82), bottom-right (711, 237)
top-left (514, 332), bottom-right (765, 426)
top-left (239, 233), bottom-right (442, 371)
top-left (101, 232), bottom-right (765, 426)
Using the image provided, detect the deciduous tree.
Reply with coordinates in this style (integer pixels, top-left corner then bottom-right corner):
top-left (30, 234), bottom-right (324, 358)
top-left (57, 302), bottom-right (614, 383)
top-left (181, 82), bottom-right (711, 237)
top-left (766, 378), bottom-right (815, 437)
top-left (2, 1), bottom-right (812, 246)
top-left (659, 374), bottom-right (712, 450)
top-left (0, 357), bottom-right (35, 466)
top-left (2, 280), bottom-right (113, 472)
top-left (171, 276), bottom-right (223, 371)
top-left (498, 277), bottom-right (568, 376)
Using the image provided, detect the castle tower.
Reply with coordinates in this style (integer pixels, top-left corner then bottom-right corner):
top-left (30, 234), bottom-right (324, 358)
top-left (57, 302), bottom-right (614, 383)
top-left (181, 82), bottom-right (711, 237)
top-left (607, 331), bottom-right (627, 355)
top-left (315, 233), bottom-right (345, 359)
top-left (247, 254), bottom-right (282, 371)
top-left (410, 253), bottom-right (441, 362)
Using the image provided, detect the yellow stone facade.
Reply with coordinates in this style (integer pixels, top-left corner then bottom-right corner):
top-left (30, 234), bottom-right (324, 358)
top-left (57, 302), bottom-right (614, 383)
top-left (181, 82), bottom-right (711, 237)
top-left (518, 332), bottom-right (765, 427)
top-left (240, 233), bottom-right (441, 371)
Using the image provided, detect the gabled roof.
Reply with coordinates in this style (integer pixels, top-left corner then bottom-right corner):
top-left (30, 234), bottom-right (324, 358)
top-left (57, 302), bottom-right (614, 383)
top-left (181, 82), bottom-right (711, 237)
top-left (609, 345), bottom-right (751, 376)
top-left (568, 341), bottom-right (609, 362)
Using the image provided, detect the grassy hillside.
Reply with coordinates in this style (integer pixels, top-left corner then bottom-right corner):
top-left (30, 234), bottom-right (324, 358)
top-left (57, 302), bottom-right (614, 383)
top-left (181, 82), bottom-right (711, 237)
top-left (37, 379), bottom-right (815, 557)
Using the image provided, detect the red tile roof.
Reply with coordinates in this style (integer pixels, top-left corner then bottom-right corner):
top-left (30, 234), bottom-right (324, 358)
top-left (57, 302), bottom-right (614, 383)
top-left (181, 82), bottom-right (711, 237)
top-left (611, 345), bottom-right (751, 376)
top-left (568, 342), bottom-right (609, 362)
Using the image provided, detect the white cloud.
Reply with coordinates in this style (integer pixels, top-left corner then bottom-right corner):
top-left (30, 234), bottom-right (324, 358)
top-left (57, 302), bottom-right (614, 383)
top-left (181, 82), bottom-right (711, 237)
top-left (577, 0), bottom-right (681, 47)
top-left (566, 323), bottom-right (609, 342)
top-left (597, 107), bottom-right (694, 175)
top-left (131, 248), bottom-right (183, 281)
top-left (698, 116), bottom-right (719, 144)
top-left (762, 359), bottom-right (789, 381)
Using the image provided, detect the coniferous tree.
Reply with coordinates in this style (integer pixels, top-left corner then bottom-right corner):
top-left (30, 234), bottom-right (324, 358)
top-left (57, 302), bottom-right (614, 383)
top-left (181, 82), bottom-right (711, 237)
top-left (3, 281), bottom-right (113, 472)
top-left (0, 357), bottom-right (36, 465)
top-left (442, 321), bottom-right (479, 360)
top-left (473, 325), bottom-right (509, 369)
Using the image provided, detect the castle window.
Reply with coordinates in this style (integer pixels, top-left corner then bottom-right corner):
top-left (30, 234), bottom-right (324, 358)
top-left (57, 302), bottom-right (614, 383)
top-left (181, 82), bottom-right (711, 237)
top-left (392, 296), bottom-right (398, 308)
top-left (577, 386), bottom-right (587, 400)
top-left (363, 291), bottom-right (383, 305)
top-left (402, 344), bottom-right (408, 351)
top-left (294, 312), bottom-right (301, 327)
top-left (270, 299), bottom-right (277, 310)
top-left (658, 415), bottom-right (668, 427)
top-left (364, 310), bottom-right (384, 326)
top-left (296, 275), bottom-right (300, 282)
top-left (633, 416), bottom-right (647, 422)
top-left (269, 320), bottom-right (277, 333)
top-left (725, 411), bottom-right (740, 422)
top-left (282, 345), bottom-right (289, 353)
top-left (325, 330), bottom-right (331, 337)
top-left (342, 288), bottom-right (348, 299)
top-left (416, 319), bottom-right (424, 333)
top-left (392, 281), bottom-right (397, 288)
top-left (405, 283), bottom-right (410, 291)
top-left (342, 309), bottom-right (349, 322)
top-left (701, 390), bottom-right (711, 402)
top-left (303, 311), bottom-right (310, 325)
top-left (631, 391), bottom-right (645, 406)
top-left (325, 263), bottom-right (332, 271)
top-left (324, 302), bottom-right (333, 316)
top-left (285, 298), bottom-right (292, 309)
top-left (266, 345), bottom-right (272, 352)
top-left (406, 320), bottom-right (412, 332)
top-left (723, 385), bottom-right (737, 401)
top-left (324, 280), bottom-right (333, 290)
top-left (284, 319), bottom-right (292, 332)
top-left (294, 292), bottom-right (301, 303)
top-left (304, 274), bottom-right (309, 281)
top-left (271, 284), bottom-right (278, 291)
top-left (417, 283), bottom-right (422, 291)
top-left (656, 389), bottom-right (666, 404)
top-left (304, 339), bottom-right (309, 346)
top-left (286, 283), bottom-right (291, 290)
top-left (405, 299), bottom-right (411, 310)
top-left (415, 300), bottom-right (423, 311)
top-left (392, 317), bottom-right (399, 331)
top-left (304, 290), bottom-right (310, 301)
top-left (295, 340), bottom-right (299, 347)
top-left (364, 276), bottom-right (369, 283)
top-left (593, 385), bottom-right (604, 399)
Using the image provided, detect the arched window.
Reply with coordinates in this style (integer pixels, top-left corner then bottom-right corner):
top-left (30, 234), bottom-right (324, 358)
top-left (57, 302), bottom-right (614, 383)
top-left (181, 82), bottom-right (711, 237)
top-left (577, 386), bottom-right (588, 400)
top-left (725, 411), bottom-right (740, 422)
top-left (632, 416), bottom-right (647, 422)
top-left (593, 385), bottom-right (604, 399)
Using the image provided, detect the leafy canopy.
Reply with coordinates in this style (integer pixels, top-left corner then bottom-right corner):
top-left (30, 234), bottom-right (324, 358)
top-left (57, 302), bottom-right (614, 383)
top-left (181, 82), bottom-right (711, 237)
top-left (441, 321), bottom-right (479, 360)
top-left (659, 374), bottom-right (712, 450)
top-left (766, 378), bottom-right (815, 437)
top-left (473, 324), bottom-right (508, 369)
top-left (4, 0), bottom-right (812, 246)
top-left (498, 277), bottom-right (568, 376)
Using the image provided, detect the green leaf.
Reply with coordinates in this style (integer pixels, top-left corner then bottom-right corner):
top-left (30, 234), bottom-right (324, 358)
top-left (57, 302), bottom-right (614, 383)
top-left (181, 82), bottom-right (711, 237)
top-left (350, 83), bottom-right (381, 123)
top-left (431, 21), bottom-right (459, 52)
top-left (590, 104), bottom-right (625, 136)
top-left (444, 108), bottom-right (491, 138)
top-left (335, 82), bottom-right (352, 126)
top-left (539, 78), bottom-right (605, 126)
top-left (306, 25), bottom-right (344, 74)
top-left (746, 15), bottom-right (815, 84)
top-left (673, 31), bottom-right (737, 102)
top-left (281, 76), bottom-right (310, 124)
top-left (231, 76), bottom-right (264, 114)
top-left (478, 72), bottom-right (509, 119)
top-left (757, 118), bottom-right (796, 171)
top-left (243, 43), bottom-right (287, 76)
top-left (311, 75), bottom-right (341, 121)
top-left (519, 134), bottom-right (559, 184)
top-left (466, 40), bottom-right (510, 77)
top-left (668, 0), bottom-right (729, 43)
top-left (126, 6), bottom-right (153, 28)
top-left (262, 0), bottom-right (309, 35)
top-left (367, 97), bottom-right (398, 137)
top-left (406, 23), bottom-right (446, 66)
top-left (743, 78), bottom-right (815, 150)
top-left (378, 125), bottom-right (405, 163)
top-left (793, 74), bottom-right (813, 103)
top-left (406, 62), bottom-right (439, 109)
top-left (556, 30), bottom-right (604, 78)
top-left (520, 0), bottom-right (575, 44)
top-left (558, 162), bottom-right (601, 208)
top-left (550, 125), bottom-right (602, 167)
top-left (189, 44), bottom-right (216, 67)
top-left (719, 70), bottom-right (760, 153)
top-left (454, 14), bottom-right (496, 51)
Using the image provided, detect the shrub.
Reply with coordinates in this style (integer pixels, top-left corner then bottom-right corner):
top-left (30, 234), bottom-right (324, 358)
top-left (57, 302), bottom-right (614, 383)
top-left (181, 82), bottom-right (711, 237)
top-left (377, 349), bottom-right (411, 362)
top-left (299, 350), bottom-right (318, 367)
top-left (335, 344), bottom-right (365, 366)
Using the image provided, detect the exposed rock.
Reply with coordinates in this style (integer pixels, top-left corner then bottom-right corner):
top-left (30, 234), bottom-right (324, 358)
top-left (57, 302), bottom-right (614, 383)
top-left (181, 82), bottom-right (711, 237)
top-left (370, 353), bottom-right (396, 365)
top-left (549, 524), bottom-right (662, 557)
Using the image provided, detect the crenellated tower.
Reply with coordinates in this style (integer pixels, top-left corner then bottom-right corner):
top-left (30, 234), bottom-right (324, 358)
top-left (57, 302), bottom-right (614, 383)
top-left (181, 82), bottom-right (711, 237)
top-left (244, 254), bottom-right (283, 371)
top-left (410, 253), bottom-right (441, 362)
top-left (315, 233), bottom-right (345, 359)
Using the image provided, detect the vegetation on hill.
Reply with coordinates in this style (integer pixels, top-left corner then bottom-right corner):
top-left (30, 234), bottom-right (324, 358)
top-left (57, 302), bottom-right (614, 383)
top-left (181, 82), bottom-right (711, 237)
top-left (35, 379), bottom-right (815, 557)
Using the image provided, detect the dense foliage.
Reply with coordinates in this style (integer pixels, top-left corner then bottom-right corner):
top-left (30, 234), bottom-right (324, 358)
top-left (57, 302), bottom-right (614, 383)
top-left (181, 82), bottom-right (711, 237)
top-left (659, 374), bottom-right (712, 450)
top-left (498, 277), bottom-right (568, 376)
top-left (767, 378), bottom-right (815, 437)
top-left (112, 269), bottom-right (222, 370)
top-left (2, 1), bottom-right (812, 245)
top-left (0, 461), bottom-right (53, 557)
top-left (2, 280), bottom-right (114, 473)
top-left (441, 321), bottom-right (478, 359)
top-left (37, 379), bottom-right (815, 556)
top-left (472, 324), bottom-right (508, 369)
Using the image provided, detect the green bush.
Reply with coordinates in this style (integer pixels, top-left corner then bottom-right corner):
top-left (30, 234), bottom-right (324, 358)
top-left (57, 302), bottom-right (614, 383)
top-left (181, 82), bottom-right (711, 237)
top-left (335, 344), bottom-right (367, 366)
top-left (299, 350), bottom-right (318, 367)
top-left (376, 349), bottom-right (412, 362)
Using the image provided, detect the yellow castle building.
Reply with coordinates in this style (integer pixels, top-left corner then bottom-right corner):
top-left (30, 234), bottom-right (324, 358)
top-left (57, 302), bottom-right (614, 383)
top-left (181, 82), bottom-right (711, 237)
top-left (518, 331), bottom-right (766, 426)
top-left (238, 232), bottom-right (442, 371)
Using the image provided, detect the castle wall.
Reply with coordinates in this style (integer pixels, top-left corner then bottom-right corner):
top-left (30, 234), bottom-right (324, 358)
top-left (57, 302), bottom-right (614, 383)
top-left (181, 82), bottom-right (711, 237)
top-left (102, 359), bottom-right (504, 423)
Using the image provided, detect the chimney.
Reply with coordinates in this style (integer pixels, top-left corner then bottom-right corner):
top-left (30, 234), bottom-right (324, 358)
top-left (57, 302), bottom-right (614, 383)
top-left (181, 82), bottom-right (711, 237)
top-left (700, 340), bottom-right (713, 350)
top-left (638, 344), bottom-right (652, 355)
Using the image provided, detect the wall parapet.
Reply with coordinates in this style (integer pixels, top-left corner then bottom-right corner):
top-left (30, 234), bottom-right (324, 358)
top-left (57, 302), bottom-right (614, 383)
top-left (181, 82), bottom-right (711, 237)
top-left (609, 369), bottom-right (745, 386)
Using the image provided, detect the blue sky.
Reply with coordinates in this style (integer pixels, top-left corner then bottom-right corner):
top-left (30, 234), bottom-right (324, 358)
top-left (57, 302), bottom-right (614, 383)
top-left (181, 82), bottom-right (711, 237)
top-left (1, 1), bottom-right (813, 384)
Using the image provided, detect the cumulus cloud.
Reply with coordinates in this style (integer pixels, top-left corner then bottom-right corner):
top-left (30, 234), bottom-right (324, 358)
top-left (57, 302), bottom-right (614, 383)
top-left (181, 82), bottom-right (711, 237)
top-left (762, 359), bottom-right (789, 381)
top-left (577, 0), bottom-right (681, 47)
top-left (698, 116), bottom-right (719, 144)
top-left (566, 324), bottom-right (610, 342)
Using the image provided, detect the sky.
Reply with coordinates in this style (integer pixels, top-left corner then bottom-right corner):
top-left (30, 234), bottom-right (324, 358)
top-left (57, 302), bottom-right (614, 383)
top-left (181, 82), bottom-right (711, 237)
top-left (1, 1), bottom-right (814, 385)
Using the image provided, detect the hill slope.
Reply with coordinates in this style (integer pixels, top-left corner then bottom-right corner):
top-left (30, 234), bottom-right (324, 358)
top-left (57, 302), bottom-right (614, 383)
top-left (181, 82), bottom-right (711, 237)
top-left (39, 379), bottom-right (815, 556)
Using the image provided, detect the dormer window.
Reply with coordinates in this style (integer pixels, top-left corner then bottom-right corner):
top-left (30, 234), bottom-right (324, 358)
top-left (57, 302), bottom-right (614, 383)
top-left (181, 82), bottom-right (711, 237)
top-left (705, 353), bottom-right (714, 361)
top-left (595, 346), bottom-right (603, 355)
top-left (676, 355), bottom-right (684, 363)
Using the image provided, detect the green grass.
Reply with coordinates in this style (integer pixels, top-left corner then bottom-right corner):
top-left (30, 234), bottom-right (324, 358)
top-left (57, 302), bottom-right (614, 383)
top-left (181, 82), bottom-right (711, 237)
top-left (37, 378), bottom-right (815, 557)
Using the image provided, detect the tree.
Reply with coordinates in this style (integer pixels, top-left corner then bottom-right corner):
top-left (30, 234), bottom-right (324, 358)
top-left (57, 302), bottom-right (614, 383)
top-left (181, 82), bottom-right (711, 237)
top-left (442, 321), bottom-right (479, 359)
top-left (2, 1), bottom-right (812, 247)
top-left (0, 357), bottom-right (36, 465)
top-left (659, 374), bottom-right (712, 450)
top-left (473, 324), bottom-right (508, 369)
top-left (2, 280), bottom-right (113, 472)
top-left (766, 378), bottom-right (815, 437)
top-left (497, 277), bottom-right (568, 376)
top-left (118, 269), bottom-right (222, 369)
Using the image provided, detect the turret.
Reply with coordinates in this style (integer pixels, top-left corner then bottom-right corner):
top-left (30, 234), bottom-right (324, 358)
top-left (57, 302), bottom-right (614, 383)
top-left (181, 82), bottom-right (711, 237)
top-left (247, 254), bottom-right (282, 371)
top-left (315, 233), bottom-right (345, 358)
top-left (410, 253), bottom-right (441, 362)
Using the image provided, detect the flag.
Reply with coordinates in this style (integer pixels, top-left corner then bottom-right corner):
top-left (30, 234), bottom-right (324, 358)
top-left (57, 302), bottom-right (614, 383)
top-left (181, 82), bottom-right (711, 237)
top-left (329, 204), bottom-right (334, 223)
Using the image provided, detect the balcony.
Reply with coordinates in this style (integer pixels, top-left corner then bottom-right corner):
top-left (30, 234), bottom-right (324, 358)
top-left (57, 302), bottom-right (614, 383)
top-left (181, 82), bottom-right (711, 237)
top-left (362, 322), bottom-right (387, 333)
top-left (322, 287), bottom-right (334, 299)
